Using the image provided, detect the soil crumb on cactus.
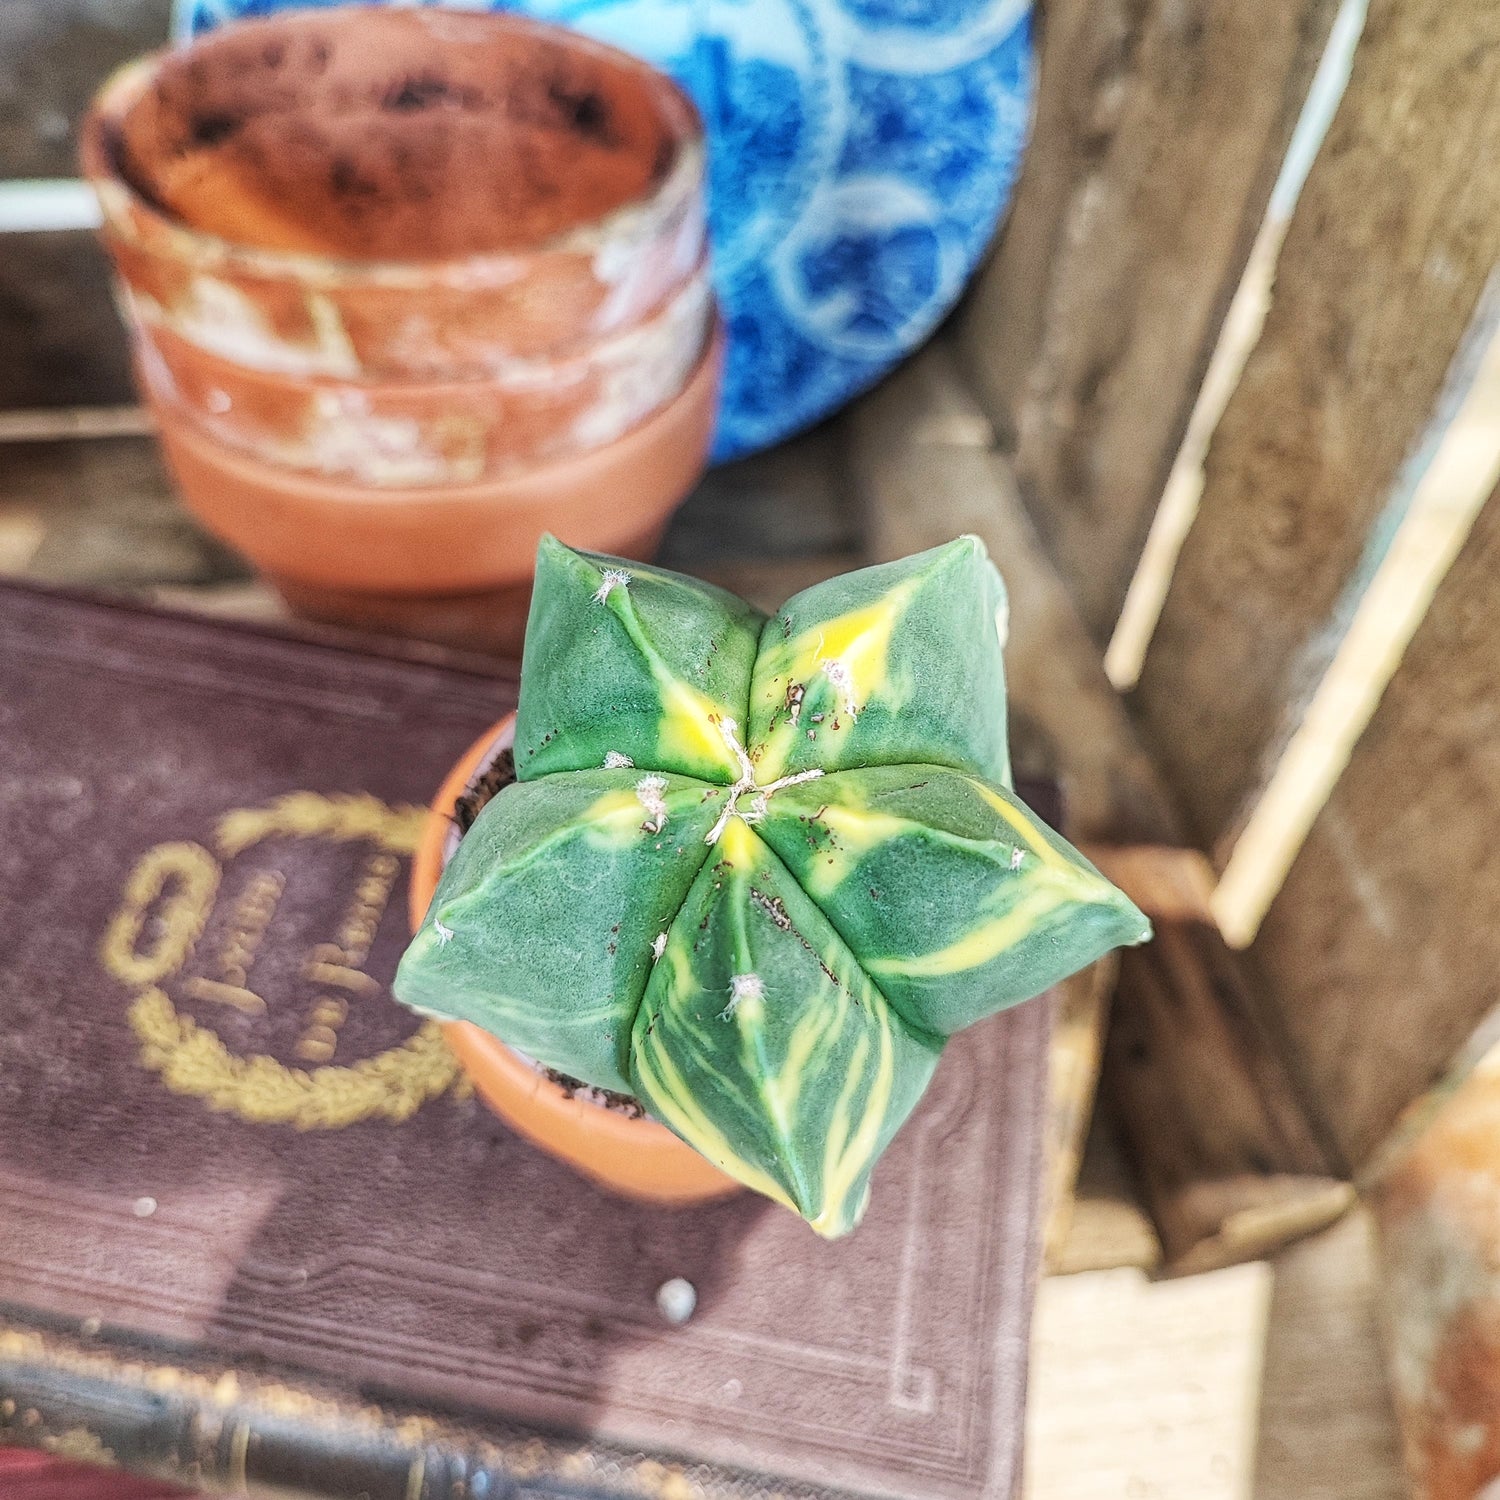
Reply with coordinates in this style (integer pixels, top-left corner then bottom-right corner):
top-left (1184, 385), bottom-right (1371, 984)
top-left (452, 741), bottom-right (645, 1118)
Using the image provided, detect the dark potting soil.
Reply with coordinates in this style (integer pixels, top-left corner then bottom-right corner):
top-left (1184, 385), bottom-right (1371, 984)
top-left (452, 745), bottom-right (516, 835)
top-left (451, 744), bottom-right (646, 1119)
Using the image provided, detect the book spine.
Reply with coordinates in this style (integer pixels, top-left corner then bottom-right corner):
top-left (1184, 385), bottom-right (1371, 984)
top-left (0, 1329), bottom-right (799, 1500)
top-left (0, 1353), bottom-right (493, 1500)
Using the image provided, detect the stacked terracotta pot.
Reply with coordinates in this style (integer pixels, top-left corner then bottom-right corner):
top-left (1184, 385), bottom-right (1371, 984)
top-left (82, 7), bottom-right (719, 653)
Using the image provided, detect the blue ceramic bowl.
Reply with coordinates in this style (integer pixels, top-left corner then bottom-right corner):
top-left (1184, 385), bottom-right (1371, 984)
top-left (177, 0), bottom-right (1034, 460)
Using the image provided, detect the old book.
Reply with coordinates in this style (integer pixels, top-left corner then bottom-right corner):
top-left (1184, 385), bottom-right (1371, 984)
top-left (0, 582), bottom-right (1051, 1500)
top-left (0, 1450), bottom-right (190, 1498)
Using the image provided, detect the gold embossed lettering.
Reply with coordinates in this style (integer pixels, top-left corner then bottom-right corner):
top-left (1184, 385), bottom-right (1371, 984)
top-left (293, 849), bottom-right (400, 1061)
top-left (301, 944), bottom-right (381, 998)
top-left (181, 977), bottom-right (267, 1016)
top-left (100, 842), bottom-right (220, 986)
top-left (119, 791), bottom-right (453, 1129)
top-left (180, 868), bottom-right (285, 1015)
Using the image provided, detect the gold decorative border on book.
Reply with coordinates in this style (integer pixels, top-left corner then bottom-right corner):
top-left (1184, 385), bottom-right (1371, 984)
top-left (102, 791), bottom-right (458, 1129)
top-left (127, 990), bottom-right (456, 1130)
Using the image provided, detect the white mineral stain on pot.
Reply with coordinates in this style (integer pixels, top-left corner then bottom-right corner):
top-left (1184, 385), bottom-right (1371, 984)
top-left (301, 390), bottom-right (455, 487)
top-left (170, 275), bottom-right (361, 378)
top-left (588, 152), bottom-right (705, 330)
top-left (569, 274), bottom-right (711, 451)
top-left (131, 327), bottom-right (179, 400)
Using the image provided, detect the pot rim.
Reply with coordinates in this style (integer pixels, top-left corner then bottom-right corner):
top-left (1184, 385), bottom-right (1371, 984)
top-left (80, 6), bottom-right (705, 292)
top-left (136, 254), bottom-right (714, 398)
top-left (408, 713), bottom-right (742, 1200)
top-left (147, 313), bottom-right (722, 508)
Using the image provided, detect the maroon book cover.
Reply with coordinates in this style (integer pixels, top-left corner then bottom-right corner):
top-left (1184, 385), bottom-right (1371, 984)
top-left (0, 1451), bottom-right (191, 1499)
top-left (0, 582), bottom-right (1049, 1500)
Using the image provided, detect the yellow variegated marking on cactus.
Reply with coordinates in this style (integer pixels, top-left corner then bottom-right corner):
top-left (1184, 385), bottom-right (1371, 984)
top-left (973, 783), bottom-right (1073, 871)
top-left (572, 787), bottom-right (693, 852)
top-left (762, 1001), bottom-right (838, 1126)
top-left (797, 805), bottom-right (911, 897)
top-left (720, 814), bottom-right (760, 864)
top-left (577, 788), bottom-right (654, 829)
top-left (798, 794), bottom-right (1068, 901)
top-left (805, 580), bottom-right (918, 694)
top-left (659, 679), bottom-right (742, 779)
top-left (755, 580), bottom-right (919, 778)
top-left (632, 1019), bottom-right (799, 1213)
top-left (606, 587), bottom-right (745, 781)
top-left (815, 1019), bottom-right (894, 1239)
top-left (868, 883), bottom-right (1094, 981)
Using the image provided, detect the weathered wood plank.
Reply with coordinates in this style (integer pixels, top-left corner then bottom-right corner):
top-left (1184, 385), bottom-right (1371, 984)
top-left (1252, 1209), bottom-right (1406, 1500)
top-left (1026, 1206), bottom-right (1398, 1500)
top-left (1027, 1260), bottom-right (1274, 1499)
top-left (954, 0), bottom-right (1338, 640)
top-left (0, 1), bottom-right (170, 180)
top-left (1107, 921), bottom-right (1354, 1275)
top-left (1, 2), bottom-right (169, 410)
top-left (854, 348), bottom-right (1177, 846)
top-left (1104, 0), bottom-right (1368, 693)
top-left (0, 436), bottom-right (243, 588)
top-left (1135, 0), bottom-right (1500, 854)
top-left (1041, 958), bottom-right (1118, 1271)
top-left (1030, 1210), bottom-right (1405, 1499)
top-left (0, 406), bottom-right (151, 442)
top-left (1049, 1105), bottom-right (1161, 1277)
top-left (0, 231), bottom-right (135, 410)
top-left (1209, 281), bottom-right (1500, 945)
top-left (1248, 483), bottom-right (1500, 1170)
top-left (847, 346), bottom-right (1348, 1271)
top-left (657, 422), bottom-right (858, 575)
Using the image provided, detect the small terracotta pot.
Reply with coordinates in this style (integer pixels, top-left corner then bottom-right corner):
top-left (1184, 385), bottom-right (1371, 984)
top-left (84, 8), bottom-right (716, 653)
top-left (408, 715), bottom-right (741, 1206)
top-left (134, 263), bottom-right (712, 486)
top-left (146, 322), bottom-right (722, 654)
top-left (81, 7), bottom-right (705, 375)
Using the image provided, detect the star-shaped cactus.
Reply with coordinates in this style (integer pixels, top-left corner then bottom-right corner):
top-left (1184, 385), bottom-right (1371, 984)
top-left (397, 536), bottom-right (1149, 1235)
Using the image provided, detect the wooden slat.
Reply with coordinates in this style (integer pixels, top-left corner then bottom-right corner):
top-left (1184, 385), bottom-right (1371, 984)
top-left (1134, 0), bottom-right (1500, 856)
top-left (0, 406), bottom-right (151, 443)
top-left (1030, 1209), bottom-right (1404, 1497)
top-left (0, 1), bottom-right (171, 180)
top-left (1212, 282), bottom-right (1500, 944)
top-left (1105, 0), bottom-right (1369, 690)
top-left (846, 345), bottom-right (1348, 1272)
top-left (1048, 1106), bottom-right (1161, 1277)
top-left (853, 347), bottom-right (1176, 845)
top-left (0, 436), bottom-right (243, 590)
top-left (1, 2), bottom-right (167, 411)
top-left (1107, 923), bottom-right (1353, 1276)
top-left (1251, 1210), bottom-right (1406, 1500)
top-left (0, 232), bottom-right (134, 411)
top-left (656, 422), bottom-right (859, 577)
top-left (1041, 958), bottom-right (1118, 1272)
top-left (954, 0), bottom-right (1339, 640)
top-left (1247, 486), bottom-right (1500, 1169)
top-left (1026, 1260), bottom-right (1274, 1499)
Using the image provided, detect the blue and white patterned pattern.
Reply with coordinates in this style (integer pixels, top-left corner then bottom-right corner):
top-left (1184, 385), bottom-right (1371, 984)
top-left (177, 0), bottom-right (1033, 460)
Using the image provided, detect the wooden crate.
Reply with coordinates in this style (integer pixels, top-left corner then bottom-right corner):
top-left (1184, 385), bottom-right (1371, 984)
top-left (7, 0), bottom-right (1500, 1285)
top-left (952, 0), bottom-right (1500, 1267)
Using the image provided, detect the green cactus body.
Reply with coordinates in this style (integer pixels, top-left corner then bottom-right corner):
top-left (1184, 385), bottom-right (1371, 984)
top-left (397, 535), bottom-right (1149, 1236)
